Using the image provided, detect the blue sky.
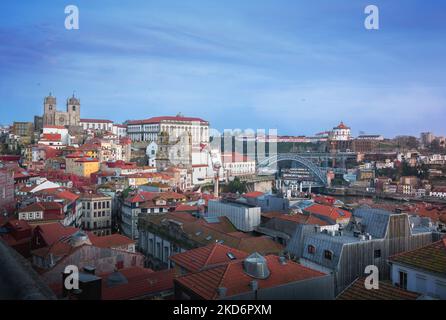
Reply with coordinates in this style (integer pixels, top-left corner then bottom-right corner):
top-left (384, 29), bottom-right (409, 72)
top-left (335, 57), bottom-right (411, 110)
top-left (0, 0), bottom-right (445, 137)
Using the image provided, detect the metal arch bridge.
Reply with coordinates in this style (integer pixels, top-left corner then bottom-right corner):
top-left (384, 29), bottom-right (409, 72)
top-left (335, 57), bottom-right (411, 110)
top-left (257, 154), bottom-right (328, 186)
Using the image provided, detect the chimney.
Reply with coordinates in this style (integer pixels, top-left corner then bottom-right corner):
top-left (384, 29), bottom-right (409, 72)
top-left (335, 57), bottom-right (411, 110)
top-left (83, 266), bottom-right (96, 275)
top-left (217, 287), bottom-right (227, 298)
top-left (278, 256), bottom-right (287, 265)
top-left (250, 280), bottom-right (259, 291)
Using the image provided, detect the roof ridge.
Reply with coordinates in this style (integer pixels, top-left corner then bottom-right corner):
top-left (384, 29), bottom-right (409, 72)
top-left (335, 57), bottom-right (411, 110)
top-left (212, 262), bottom-right (234, 299)
top-left (203, 243), bottom-right (219, 267)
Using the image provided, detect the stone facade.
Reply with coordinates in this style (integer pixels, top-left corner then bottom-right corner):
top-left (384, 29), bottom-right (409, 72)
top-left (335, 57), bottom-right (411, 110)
top-left (43, 94), bottom-right (81, 127)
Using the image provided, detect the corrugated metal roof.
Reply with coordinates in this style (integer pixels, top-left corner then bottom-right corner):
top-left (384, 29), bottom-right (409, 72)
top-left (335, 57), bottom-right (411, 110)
top-left (301, 232), bottom-right (357, 269)
top-left (352, 207), bottom-right (392, 238)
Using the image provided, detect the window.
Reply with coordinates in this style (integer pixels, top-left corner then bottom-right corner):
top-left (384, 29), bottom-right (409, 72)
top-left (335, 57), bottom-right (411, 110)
top-left (324, 250), bottom-right (333, 260)
top-left (374, 249), bottom-right (381, 259)
top-left (308, 245), bottom-right (316, 254)
top-left (398, 271), bottom-right (408, 290)
top-left (227, 253), bottom-right (236, 260)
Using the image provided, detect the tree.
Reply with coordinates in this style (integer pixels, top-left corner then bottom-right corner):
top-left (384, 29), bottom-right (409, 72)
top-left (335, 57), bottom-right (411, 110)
top-left (224, 177), bottom-right (247, 194)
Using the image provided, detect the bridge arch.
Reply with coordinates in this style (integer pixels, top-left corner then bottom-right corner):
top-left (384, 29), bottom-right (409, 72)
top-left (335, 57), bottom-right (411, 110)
top-left (257, 154), bottom-right (328, 186)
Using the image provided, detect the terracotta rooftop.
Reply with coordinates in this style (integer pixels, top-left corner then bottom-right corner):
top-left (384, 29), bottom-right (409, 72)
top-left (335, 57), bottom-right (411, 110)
top-left (174, 204), bottom-right (199, 212)
top-left (18, 202), bottom-right (63, 213)
top-left (262, 212), bottom-right (330, 226)
top-left (41, 133), bottom-right (62, 142)
top-left (91, 234), bottom-right (135, 249)
top-left (170, 243), bottom-right (248, 273)
top-left (337, 277), bottom-right (421, 300)
top-left (242, 191), bottom-right (265, 199)
top-left (101, 268), bottom-right (174, 300)
top-left (175, 255), bottom-right (326, 300)
top-left (303, 204), bottom-right (351, 221)
top-left (389, 239), bottom-right (446, 275)
top-left (33, 223), bottom-right (79, 247)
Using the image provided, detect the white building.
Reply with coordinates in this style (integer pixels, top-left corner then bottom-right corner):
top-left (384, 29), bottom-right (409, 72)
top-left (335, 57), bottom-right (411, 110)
top-left (80, 192), bottom-right (113, 236)
top-left (80, 119), bottom-right (114, 132)
top-left (41, 125), bottom-right (70, 146)
top-left (126, 115), bottom-right (209, 146)
top-left (389, 239), bottom-right (446, 299)
top-left (329, 122), bottom-right (352, 141)
top-left (207, 200), bottom-right (261, 232)
top-left (112, 124), bottom-right (127, 138)
top-left (146, 141), bottom-right (158, 167)
top-left (221, 152), bottom-right (256, 178)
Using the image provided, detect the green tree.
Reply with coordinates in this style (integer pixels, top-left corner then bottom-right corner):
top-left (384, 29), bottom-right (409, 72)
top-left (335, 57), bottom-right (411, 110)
top-left (224, 177), bottom-right (247, 194)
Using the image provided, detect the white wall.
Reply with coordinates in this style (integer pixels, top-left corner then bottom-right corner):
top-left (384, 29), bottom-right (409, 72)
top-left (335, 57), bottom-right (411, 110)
top-left (391, 263), bottom-right (446, 299)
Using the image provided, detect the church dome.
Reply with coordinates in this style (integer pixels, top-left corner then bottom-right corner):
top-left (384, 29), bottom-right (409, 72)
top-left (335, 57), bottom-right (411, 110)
top-left (67, 94), bottom-right (80, 105)
top-left (44, 93), bottom-right (56, 104)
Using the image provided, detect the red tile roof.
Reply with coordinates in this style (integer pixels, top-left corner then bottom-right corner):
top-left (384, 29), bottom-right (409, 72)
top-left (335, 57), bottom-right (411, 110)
top-left (19, 202), bottom-right (63, 213)
top-left (75, 157), bottom-right (99, 163)
top-left (174, 204), bottom-right (199, 212)
top-left (335, 122), bottom-right (350, 130)
top-left (262, 212), bottom-right (330, 226)
top-left (389, 239), bottom-right (446, 275)
top-left (33, 223), bottom-right (79, 247)
top-left (242, 191), bottom-right (264, 199)
top-left (101, 268), bottom-right (174, 300)
top-left (170, 243), bottom-right (248, 273)
top-left (337, 277), bottom-right (421, 300)
top-left (175, 255), bottom-right (326, 300)
top-left (304, 204), bottom-right (351, 222)
top-left (41, 133), bottom-right (62, 141)
top-left (237, 236), bottom-right (284, 255)
top-left (3, 219), bottom-right (31, 231)
top-left (91, 234), bottom-right (135, 249)
top-left (65, 151), bottom-right (84, 159)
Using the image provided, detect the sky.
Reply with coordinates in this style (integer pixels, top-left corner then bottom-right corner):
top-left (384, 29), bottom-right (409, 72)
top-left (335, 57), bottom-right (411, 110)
top-left (0, 0), bottom-right (445, 137)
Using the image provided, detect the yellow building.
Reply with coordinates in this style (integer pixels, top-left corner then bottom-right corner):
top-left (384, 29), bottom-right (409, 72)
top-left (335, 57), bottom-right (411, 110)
top-left (72, 158), bottom-right (100, 177)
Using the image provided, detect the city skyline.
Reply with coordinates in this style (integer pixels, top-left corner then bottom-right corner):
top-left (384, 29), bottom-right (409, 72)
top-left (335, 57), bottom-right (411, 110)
top-left (1, 0), bottom-right (446, 136)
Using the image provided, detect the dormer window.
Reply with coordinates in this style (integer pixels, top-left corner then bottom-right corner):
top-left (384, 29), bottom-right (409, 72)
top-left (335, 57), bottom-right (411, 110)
top-left (308, 245), bottom-right (316, 254)
top-left (324, 250), bottom-right (333, 260)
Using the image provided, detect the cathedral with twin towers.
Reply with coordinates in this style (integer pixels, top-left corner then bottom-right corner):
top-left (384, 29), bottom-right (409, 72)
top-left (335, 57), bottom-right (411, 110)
top-left (43, 93), bottom-right (81, 127)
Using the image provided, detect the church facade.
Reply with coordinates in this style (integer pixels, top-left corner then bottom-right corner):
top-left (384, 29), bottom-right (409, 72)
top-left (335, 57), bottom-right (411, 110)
top-left (43, 93), bottom-right (81, 127)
